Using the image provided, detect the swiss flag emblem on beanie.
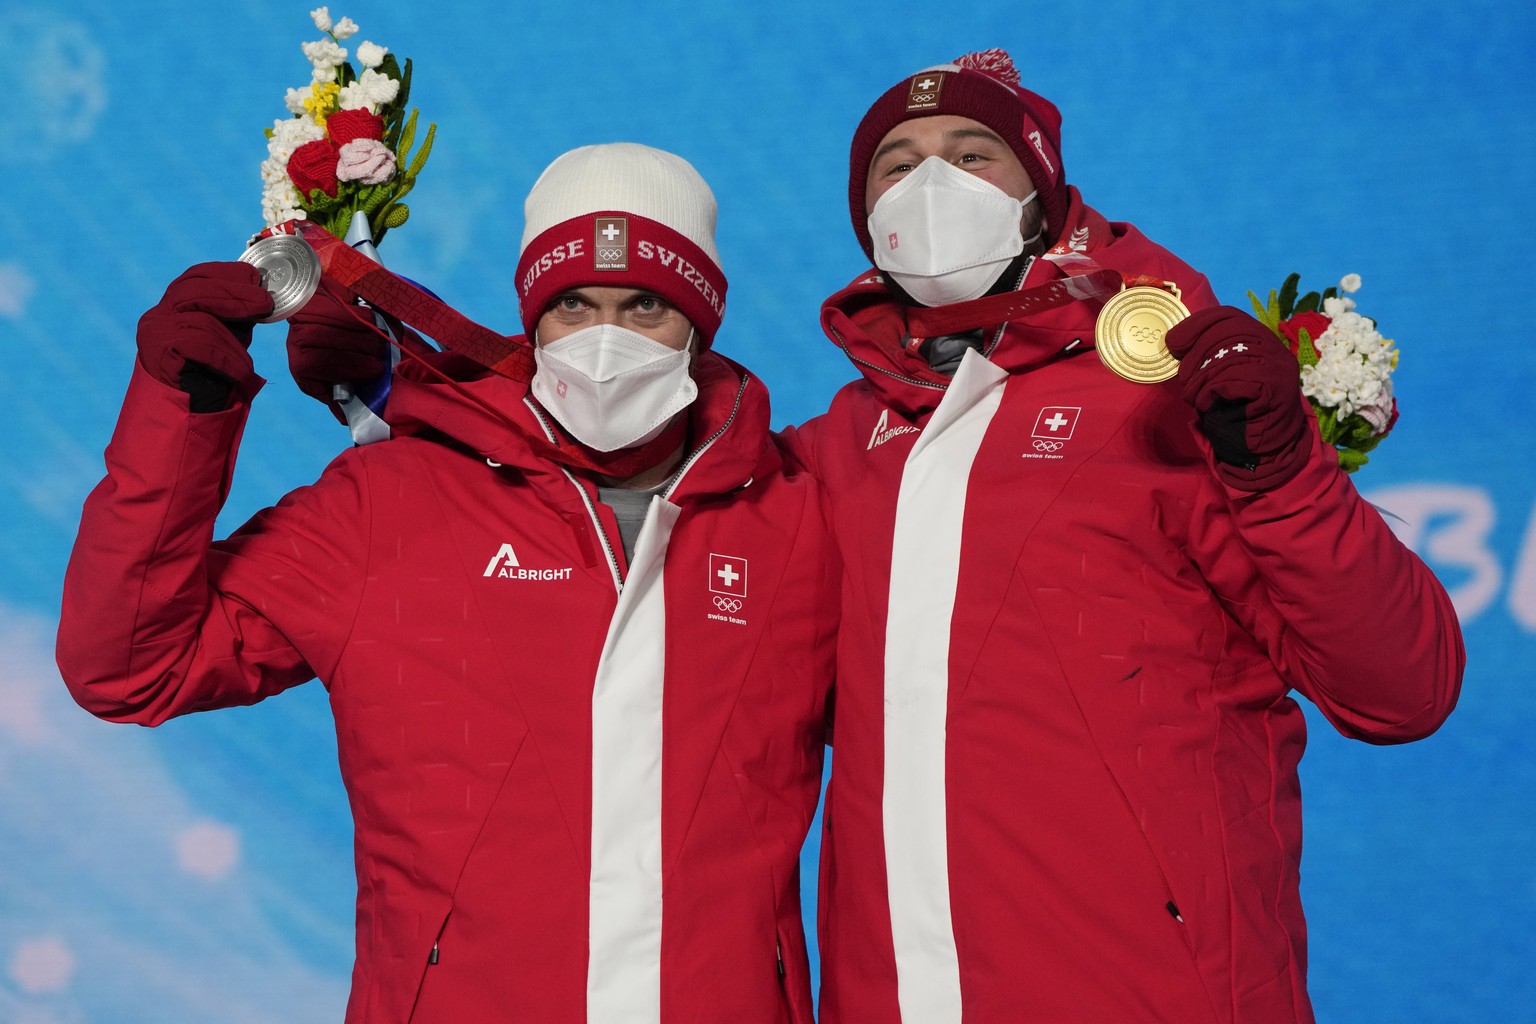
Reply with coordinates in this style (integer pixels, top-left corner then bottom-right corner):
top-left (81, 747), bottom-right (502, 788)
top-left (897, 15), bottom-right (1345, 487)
top-left (907, 72), bottom-right (945, 110)
top-left (594, 216), bottom-right (628, 271)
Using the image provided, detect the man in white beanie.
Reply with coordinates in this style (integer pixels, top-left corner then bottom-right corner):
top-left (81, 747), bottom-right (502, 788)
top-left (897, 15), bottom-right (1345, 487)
top-left (56, 143), bottom-right (835, 1024)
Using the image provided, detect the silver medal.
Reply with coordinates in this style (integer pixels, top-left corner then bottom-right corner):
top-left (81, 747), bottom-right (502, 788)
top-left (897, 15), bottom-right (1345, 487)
top-left (239, 234), bottom-right (321, 322)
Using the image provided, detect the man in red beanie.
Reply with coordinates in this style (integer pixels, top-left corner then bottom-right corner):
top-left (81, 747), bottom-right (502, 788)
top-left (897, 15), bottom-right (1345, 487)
top-left (780, 48), bottom-right (1464, 1024)
top-left (56, 144), bottom-right (835, 1024)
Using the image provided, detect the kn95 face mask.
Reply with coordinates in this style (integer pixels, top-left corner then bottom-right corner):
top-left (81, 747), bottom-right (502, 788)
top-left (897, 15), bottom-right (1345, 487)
top-left (531, 323), bottom-right (697, 452)
top-left (867, 155), bottom-right (1038, 307)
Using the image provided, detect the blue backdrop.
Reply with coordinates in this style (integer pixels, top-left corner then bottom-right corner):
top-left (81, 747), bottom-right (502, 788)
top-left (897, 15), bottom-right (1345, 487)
top-left (1, 1), bottom-right (1531, 1020)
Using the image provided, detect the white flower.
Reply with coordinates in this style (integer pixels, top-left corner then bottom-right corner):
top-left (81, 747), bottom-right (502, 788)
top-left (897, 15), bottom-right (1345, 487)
top-left (332, 17), bottom-right (359, 40)
top-left (260, 170), bottom-right (306, 227)
top-left (309, 6), bottom-right (332, 32)
top-left (1321, 294), bottom-right (1355, 318)
top-left (260, 117), bottom-right (327, 220)
top-left (284, 86), bottom-right (312, 115)
top-left (1340, 273), bottom-right (1362, 294)
top-left (356, 41), bottom-right (387, 69)
top-left (302, 38), bottom-right (347, 70)
top-left (312, 64), bottom-right (334, 84)
top-left (338, 68), bottom-right (399, 112)
top-left (270, 115), bottom-right (326, 154)
top-left (1298, 308), bottom-right (1398, 429)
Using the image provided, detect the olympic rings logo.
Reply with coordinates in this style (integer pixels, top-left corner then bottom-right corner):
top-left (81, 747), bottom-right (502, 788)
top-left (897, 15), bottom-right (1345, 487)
top-left (597, 247), bottom-right (624, 261)
top-left (713, 596), bottom-right (743, 613)
top-left (1033, 439), bottom-right (1064, 453)
top-left (1129, 324), bottom-right (1164, 345)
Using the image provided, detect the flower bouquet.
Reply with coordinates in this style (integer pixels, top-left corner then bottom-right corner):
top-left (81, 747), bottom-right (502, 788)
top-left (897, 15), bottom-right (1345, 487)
top-left (259, 7), bottom-right (434, 245)
top-left (1248, 273), bottom-right (1399, 472)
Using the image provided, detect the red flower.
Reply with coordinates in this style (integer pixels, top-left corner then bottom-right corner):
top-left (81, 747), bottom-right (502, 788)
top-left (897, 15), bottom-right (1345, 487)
top-left (1278, 310), bottom-right (1331, 356)
top-left (288, 139), bottom-right (340, 198)
top-left (327, 108), bottom-right (385, 148)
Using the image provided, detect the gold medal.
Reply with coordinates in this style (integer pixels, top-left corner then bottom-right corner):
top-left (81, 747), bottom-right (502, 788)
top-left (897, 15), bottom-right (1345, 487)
top-left (1095, 284), bottom-right (1190, 383)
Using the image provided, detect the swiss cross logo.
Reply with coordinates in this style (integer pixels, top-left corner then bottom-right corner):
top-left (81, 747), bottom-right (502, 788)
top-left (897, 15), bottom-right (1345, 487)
top-left (709, 554), bottom-right (748, 598)
top-left (1027, 406), bottom-right (1080, 457)
top-left (594, 216), bottom-right (628, 271)
top-left (907, 71), bottom-right (944, 110)
top-left (1032, 406), bottom-right (1080, 441)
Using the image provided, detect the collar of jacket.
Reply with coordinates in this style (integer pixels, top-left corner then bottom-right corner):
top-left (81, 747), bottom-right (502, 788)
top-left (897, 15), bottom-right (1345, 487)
top-left (821, 190), bottom-right (1139, 417)
top-left (384, 345), bottom-right (777, 504)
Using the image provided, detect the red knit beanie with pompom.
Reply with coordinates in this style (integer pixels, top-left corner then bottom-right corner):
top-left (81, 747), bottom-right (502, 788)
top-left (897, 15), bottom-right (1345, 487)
top-left (848, 49), bottom-right (1066, 259)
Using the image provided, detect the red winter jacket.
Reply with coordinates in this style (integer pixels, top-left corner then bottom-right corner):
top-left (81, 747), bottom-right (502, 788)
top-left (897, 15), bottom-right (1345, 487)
top-left (57, 349), bottom-right (837, 1024)
top-left (784, 193), bottom-right (1463, 1024)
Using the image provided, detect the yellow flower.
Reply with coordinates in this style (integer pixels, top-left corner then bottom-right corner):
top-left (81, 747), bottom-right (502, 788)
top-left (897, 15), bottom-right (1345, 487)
top-left (304, 81), bottom-right (340, 124)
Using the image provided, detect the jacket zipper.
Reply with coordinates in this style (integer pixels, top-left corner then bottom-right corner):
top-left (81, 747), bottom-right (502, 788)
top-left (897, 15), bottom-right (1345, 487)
top-left (828, 320), bottom-right (948, 392)
top-left (980, 256), bottom-right (1035, 360)
top-left (661, 373), bottom-right (749, 502)
top-left (521, 398), bottom-right (625, 595)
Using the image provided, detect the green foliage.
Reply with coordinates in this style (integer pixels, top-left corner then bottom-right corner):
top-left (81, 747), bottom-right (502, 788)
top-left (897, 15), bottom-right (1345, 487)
top-left (1337, 448), bottom-right (1369, 472)
top-left (1314, 386), bottom-right (1385, 474)
top-left (1251, 271), bottom-right (1335, 328)
top-left (371, 112), bottom-right (435, 245)
top-left (1247, 288), bottom-right (1282, 333)
top-left (1294, 328), bottom-right (1320, 369)
top-left (1278, 272), bottom-right (1300, 319)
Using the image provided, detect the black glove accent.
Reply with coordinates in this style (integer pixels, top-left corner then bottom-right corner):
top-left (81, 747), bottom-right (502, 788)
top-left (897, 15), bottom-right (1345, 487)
top-left (179, 360), bottom-right (238, 414)
top-left (1199, 397), bottom-right (1258, 470)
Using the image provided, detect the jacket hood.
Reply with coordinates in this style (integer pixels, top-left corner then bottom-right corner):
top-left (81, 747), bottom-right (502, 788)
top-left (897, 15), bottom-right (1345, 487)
top-left (384, 343), bottom-right (779, 501)
top-left (820, 187), bottom-right (1218, 416)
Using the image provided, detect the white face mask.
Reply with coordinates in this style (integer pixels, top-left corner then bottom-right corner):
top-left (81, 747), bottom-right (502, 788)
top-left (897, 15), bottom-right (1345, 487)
top-left (531, 323), bottom-right (698, 452)
top-left (866, 155), bottom-right (1039, 307)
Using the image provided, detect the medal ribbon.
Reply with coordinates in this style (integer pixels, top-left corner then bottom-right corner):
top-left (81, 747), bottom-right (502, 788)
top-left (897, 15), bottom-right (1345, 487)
top-left (277, 219), bottom-right (536, 382)
top-left (905, 267), bottom-right (1123, 338)
top-left (272, 219), bottom-right (686, 480)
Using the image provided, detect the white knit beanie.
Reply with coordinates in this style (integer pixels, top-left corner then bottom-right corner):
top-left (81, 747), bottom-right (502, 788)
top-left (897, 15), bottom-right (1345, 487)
top-left (515, 143), bottom-right (728, 342)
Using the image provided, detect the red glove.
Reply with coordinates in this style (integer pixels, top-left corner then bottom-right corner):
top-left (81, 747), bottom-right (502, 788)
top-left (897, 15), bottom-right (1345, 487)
top-left (1164, 305), bottom-right (1311, 492)
top-left (284, 284), bottom-right (393, 406)
top-left (136, 263), bottom-right (273, 410)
